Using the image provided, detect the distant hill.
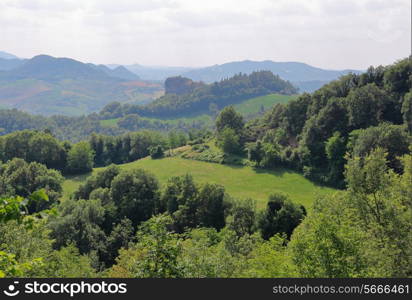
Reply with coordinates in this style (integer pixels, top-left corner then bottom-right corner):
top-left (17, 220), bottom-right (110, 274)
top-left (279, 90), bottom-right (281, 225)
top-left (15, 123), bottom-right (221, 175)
top-left (122, 60), bottom-right (362, 93)
top-left (4, 55), bottom-right (112, 82)
top-left (0, 58), bottom-right (25, 71)
top-left (180, 60), bottom-right (362, 92)
top-left (106, 66), bottom-right (140, 81)
top-left (0, 51), bottom-right (19, 60)
top-left (92, 64), bottom-right (140, 81)
top-left (121, 64), bottom-right (194, 81)
top-left (0, 55), bottom-right (163, 116)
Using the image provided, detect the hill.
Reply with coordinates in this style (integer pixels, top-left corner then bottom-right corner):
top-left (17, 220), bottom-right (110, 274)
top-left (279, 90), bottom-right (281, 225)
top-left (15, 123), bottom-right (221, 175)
top-left (0, 58), bottom-right (25, 71)
top-left (122, 60), bottom-right (362, 93)
top-left (4, 55), bottom-right (112, 81)
top-left (63, 155), bottom-right (336, 209)
top-left (123, 64), bottom-right (193, 81)
top-left (0, 55), bottom-right (163, 115)
top-left (180, 60), bottom-right (362, 92)
top-left (0, 50), bottom-right (19, 60)
top-left (101, 71), bottom-right (298, 119)
top-left (245, 57), bottom-right (412, 188)
top-left (92, 64), bottom-right (140, 81)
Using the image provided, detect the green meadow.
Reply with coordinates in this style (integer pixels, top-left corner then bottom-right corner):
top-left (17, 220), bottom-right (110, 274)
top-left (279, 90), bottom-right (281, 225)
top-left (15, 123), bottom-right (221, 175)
top-left (63, 156), bottom-right (335, 209)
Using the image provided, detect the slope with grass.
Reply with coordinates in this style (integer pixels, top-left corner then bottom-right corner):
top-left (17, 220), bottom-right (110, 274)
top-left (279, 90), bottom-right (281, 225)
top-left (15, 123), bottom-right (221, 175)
top-left (233, 93), bottom-right (296, 115)
top-left (63, 156), bottom-right (335, 209)
top-left (99, 93), bottom-right (297, 128)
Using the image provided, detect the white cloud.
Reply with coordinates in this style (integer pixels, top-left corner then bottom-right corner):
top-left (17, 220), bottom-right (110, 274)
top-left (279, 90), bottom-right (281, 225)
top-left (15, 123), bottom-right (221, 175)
top-left (0, 0), bottom-right (409, 69)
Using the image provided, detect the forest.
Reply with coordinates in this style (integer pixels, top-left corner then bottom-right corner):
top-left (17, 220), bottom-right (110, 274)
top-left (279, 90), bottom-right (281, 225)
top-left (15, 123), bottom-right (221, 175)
top-left (0, 57), bottom-right (411, 278)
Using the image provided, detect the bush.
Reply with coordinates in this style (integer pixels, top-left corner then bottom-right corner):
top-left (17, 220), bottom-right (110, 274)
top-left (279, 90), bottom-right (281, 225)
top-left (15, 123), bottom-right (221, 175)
top-left (150, 145), bottom-right (164, 159)
top-left (258, 193), bottom-right (306, 240)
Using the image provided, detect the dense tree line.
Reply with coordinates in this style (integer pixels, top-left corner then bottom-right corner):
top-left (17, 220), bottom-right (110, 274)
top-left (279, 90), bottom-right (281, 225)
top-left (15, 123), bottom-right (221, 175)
top-left (0, 129), bottom-right (189, 175)
top-left (0, 109), bottom-right (200, 142)
top-left (100, 71), bottom-right (298, 119)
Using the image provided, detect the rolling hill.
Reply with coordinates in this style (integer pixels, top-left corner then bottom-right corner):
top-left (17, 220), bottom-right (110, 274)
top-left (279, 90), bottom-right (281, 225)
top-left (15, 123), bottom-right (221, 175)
top-left (120, 64), bottom-right (193, 81)
top-left (0, 58), bottom-right (25, 71)
top-left (123, 60), bottom-right (362, 92)
top-left (0, 55), bottom-right (163, 116)
top-left (0, 51), bottom-right (19, 60)
top-left (180, 60), bottom-right (362, 92)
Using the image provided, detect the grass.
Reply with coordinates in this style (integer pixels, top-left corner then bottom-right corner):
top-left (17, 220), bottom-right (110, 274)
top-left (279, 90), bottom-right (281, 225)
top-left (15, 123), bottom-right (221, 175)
top-left (139, 114), bottom-right (212, 126)
top-left (233, 93), bottom-right (297, 115)
top-left (62, 156), bottom-right (336, 209)
top-left (100, 118), bottom-right (121, 127)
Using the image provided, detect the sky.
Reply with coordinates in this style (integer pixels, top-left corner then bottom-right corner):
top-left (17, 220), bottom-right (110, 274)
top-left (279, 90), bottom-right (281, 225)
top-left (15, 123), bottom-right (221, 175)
top-left (0, 0), bottom-right (410, 70)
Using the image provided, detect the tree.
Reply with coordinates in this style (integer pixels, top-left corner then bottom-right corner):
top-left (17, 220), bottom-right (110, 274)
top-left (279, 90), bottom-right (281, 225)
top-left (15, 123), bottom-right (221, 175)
top-left (110, 169), bottom-right (160, 226)
top-left (0, 158), bottom-right (63, 213)
top-left (0, 192), bottom-right (54, 278)
top-left (248, 141), bottom-right (264, 167)
top-left (347, 123), bottom-right (410, 172)
top-left (226, 198), bottom-right (257, 237)
top-left (106, 218), bottom-right (135, 265)
top-left (0, 130), bottom-right (67, 171)
top-left (27, 132), bottom-right (67, 170)
top-left (289, 149), bottom-right (412, 277)
top-left (66, 141), bottom-right (94, 174)
top-left (110, 215), bottom-right (183, 278)
top-left (241, 235), bottom-right (295, 277)
top-left (346, 83), bottom-right (390, 129)
top-left (162, 175), bottom-right (197, 215)
top-left (215, 106), bottom-right (244, 135)
top-left (118, 114), bottom-right (141, 131)
top-left (74, 164), bottom-right (120, 200)
top-left (289, 194), bottom-right (371, 277)
top-left (217, 127), bottom-right (241, 154)
top-left (150, 145), bottom-right (164, 159)
top-left (43, 244), bottom-right (97, 277)
top-left (258, 193), bottom-right (305, 240)
top-left (324, 132), bottom-right (346, 186)
top-left (196, 184), bottom-right (226, 230)
top-left (402, 90), bottom-right (412, 133)
top-left (49, 199), bottom-right (107, 261)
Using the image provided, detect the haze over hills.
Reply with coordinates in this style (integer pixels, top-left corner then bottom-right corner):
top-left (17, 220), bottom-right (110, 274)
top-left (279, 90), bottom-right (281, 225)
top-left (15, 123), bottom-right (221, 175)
top-left (119, 64), bottom-right (193, 82)
top-left (120, 60), bottom-right (362, 92)
top-left (178, 60), bottom-right (362, 92)
top-left (0, 51), bottom-right (26, 71)
top-left (0, 54), bottom-right (163, 116)
top-left (0, 51), bottom-right (363, 116)
top-left (0, 51), bottom-right (19, 60)
top-left (0, 58), bottom-right (25, 71)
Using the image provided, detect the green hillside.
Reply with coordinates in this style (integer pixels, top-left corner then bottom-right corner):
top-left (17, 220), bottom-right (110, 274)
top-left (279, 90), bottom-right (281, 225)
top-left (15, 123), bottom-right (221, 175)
top-left (63, 156), bottom-right (335, 209)
top-left (100, 93), bottom-right (297, 128)
top-left (0, 55), bottom-right (164, 116)
top-left (233, 93), bottom-right (296, 115)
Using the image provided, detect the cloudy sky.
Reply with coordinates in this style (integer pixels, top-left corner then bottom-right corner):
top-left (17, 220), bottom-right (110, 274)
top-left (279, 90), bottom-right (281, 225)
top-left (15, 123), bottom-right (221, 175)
top-left (0, 0), bottom-right (410, 69)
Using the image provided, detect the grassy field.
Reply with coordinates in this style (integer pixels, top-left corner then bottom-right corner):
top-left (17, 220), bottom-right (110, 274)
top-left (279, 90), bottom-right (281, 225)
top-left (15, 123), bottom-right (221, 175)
top-left (100, 118), bottom-right (121, 127)
top-left (63, 156), bottom-right (336, 209)
top-left (233, 93), bottom-right (296, 115)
